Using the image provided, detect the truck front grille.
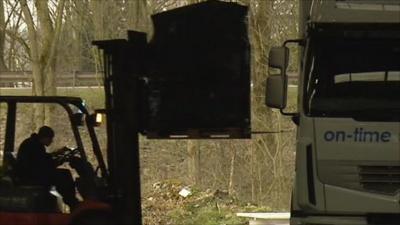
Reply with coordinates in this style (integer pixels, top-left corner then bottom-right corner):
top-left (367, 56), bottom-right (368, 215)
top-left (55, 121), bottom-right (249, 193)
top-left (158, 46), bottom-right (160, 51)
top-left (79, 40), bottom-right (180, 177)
top-left (359, 165), bottom-right (400, 195)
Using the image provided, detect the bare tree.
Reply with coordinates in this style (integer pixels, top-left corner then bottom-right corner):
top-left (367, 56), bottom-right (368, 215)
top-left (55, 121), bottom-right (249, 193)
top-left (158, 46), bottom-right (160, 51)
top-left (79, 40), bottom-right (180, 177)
top-left (125, 0), bottom-right (151, 33)
top-left (0, 0), bottom-right (7, 71)
top-left (228, 142), bottom-right (237, 196)
top-left (20, 0), bottom-right (66, 126)
top-left (187, 140), bottom-right (201, 185)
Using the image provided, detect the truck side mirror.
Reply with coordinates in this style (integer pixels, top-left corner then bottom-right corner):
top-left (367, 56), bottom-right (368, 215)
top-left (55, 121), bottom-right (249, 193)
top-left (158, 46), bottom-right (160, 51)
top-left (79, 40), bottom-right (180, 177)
top-left (265, 47), bottom-right (289, 109)
top-left (266, 75), bottom-right (287, 109)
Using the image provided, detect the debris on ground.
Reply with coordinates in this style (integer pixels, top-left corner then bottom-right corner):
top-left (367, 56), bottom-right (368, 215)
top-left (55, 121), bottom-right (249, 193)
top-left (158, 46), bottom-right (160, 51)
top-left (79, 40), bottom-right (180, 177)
top-left (142, 180), bottom-right (270, 225)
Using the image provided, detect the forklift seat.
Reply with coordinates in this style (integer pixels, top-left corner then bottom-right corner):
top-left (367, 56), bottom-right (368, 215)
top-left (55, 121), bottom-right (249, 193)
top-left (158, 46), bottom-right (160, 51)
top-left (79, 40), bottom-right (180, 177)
top-left (0, 152), bottom-right (59, 213)
top-left (0, 185), bottom-right (59, 212)
top-left (2, 152), bottom-right (18, 183)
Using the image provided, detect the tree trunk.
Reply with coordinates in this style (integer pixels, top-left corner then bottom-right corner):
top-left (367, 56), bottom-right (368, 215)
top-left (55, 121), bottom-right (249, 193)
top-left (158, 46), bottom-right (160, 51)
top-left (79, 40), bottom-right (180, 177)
top-left (228, 144), bottom-right (236, 196)
top-left (187, 140), bottom-right (201, 185)
top-left (249, 142), bottom-right (256, 202)
top-left (126, 0), bottom-right (150, 33)
top-left (21, 0), bottom-right (65, 128)
top-left (0, 0), bottom-right (7, 71)
top-left (248, 0), bottom-right (276, 204)
top-left (90, 0), bottom-right (105, 73)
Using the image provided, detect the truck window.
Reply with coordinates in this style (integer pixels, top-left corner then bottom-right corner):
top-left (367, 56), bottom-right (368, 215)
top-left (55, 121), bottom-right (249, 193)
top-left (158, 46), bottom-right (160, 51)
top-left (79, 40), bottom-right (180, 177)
top-left (306, 38), bottom-right (400, 116)
top-left (334, 71), bottom-right (400, 83)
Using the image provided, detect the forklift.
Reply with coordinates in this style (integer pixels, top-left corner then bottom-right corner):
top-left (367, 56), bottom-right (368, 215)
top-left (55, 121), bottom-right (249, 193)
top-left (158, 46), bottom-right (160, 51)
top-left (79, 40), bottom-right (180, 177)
top-left (0, 96), bottom-right (111, 225)
top-left (0, 1), bottom-right (250, 225)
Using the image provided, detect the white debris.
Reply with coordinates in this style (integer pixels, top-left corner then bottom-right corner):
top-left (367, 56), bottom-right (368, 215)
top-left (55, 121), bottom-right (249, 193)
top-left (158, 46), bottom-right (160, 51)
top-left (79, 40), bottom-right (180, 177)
top-left (179, 187), bottom-right (192, 198)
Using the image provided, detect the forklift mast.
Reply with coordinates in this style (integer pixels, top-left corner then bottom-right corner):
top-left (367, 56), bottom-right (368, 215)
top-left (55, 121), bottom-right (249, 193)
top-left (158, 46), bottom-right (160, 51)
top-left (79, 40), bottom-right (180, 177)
top-left (94, 1), bottom-right (250, 225)
top-left (94, 32), bottom-right (147, 225)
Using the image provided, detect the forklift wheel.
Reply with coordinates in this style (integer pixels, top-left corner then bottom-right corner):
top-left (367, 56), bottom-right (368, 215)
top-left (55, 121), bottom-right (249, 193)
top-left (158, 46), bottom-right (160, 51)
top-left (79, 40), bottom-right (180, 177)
top-left (68, 200), bottom-right (114, 225)
top-left (68, 209), bottom-right (114, 225)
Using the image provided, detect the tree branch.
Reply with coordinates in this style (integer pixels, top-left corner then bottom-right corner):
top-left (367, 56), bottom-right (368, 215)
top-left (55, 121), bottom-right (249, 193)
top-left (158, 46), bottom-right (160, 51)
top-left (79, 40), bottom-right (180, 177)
top-left (20, 0), bottom-right (38, 62)
top-left (4, 0), bottom-right (19, 28)
top-left (44, 0), bottom-right (65, 73)
top-left (5, 29), bottom-right (31, 59)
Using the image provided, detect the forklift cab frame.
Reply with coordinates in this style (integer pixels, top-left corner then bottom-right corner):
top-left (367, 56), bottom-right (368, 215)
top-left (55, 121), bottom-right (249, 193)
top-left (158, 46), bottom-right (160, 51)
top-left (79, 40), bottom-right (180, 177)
top-left (0, 96), bottom-right (107, 178)
top-left (0, 96), bottom-right (109, 224)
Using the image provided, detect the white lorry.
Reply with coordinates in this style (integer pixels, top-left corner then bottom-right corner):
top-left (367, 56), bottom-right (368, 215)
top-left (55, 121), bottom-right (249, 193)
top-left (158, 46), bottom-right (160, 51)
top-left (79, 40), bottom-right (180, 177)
top-left (266, 1), bottom-right (400, 224)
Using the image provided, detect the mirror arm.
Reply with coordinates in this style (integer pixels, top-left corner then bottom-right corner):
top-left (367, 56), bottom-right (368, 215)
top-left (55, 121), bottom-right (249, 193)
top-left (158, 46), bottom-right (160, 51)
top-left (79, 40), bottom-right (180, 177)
top-left (281, 109), bottom-right (300, 125)
top-left (280, 109), bottom-right (297, 116)
top-left (291, 114), bottom-right (300, 126)
top-left (283, 39), bottom-right (305, 47)
top-left (278, 39), bottom-right (304, 116)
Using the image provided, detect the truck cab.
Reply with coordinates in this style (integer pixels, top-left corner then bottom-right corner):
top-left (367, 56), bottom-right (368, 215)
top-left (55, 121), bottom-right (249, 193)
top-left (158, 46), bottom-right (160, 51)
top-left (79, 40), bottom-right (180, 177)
top-left (266, 1), bottom-right (400, 224)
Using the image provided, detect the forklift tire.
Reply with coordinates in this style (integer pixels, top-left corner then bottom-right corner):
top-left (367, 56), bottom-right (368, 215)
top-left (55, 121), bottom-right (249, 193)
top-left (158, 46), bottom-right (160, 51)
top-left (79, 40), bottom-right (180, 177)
top-left (68, 200), bottom-right (114, 225)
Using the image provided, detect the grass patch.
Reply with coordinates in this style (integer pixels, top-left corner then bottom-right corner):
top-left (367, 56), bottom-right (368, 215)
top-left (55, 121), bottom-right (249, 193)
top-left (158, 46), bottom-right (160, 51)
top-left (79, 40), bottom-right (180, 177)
top-left (0, 87), bottom-right (105, 109)
top-left (169, 206), bottom-right (247, 225)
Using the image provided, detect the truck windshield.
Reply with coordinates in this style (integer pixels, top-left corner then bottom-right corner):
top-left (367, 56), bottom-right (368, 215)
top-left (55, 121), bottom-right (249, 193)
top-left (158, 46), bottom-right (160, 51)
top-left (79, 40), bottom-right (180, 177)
top-left (306, 38), bottom-right (400, 117)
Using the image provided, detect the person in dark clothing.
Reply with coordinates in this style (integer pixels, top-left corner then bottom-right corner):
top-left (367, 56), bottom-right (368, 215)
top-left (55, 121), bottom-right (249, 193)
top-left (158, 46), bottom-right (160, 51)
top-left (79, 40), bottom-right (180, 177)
top-left (16, 126), bottom-right (80, 209)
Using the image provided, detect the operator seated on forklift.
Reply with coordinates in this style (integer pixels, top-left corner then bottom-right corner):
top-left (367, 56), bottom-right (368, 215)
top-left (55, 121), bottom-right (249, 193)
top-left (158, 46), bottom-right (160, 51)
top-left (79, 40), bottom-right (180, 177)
top-left (15, 126), bottom-right (82, 209)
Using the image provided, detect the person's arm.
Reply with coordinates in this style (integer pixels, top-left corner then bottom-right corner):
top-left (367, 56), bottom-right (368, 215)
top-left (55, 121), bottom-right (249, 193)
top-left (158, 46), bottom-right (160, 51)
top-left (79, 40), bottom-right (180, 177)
top-left (43, 152), bottom-right (58, 169)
